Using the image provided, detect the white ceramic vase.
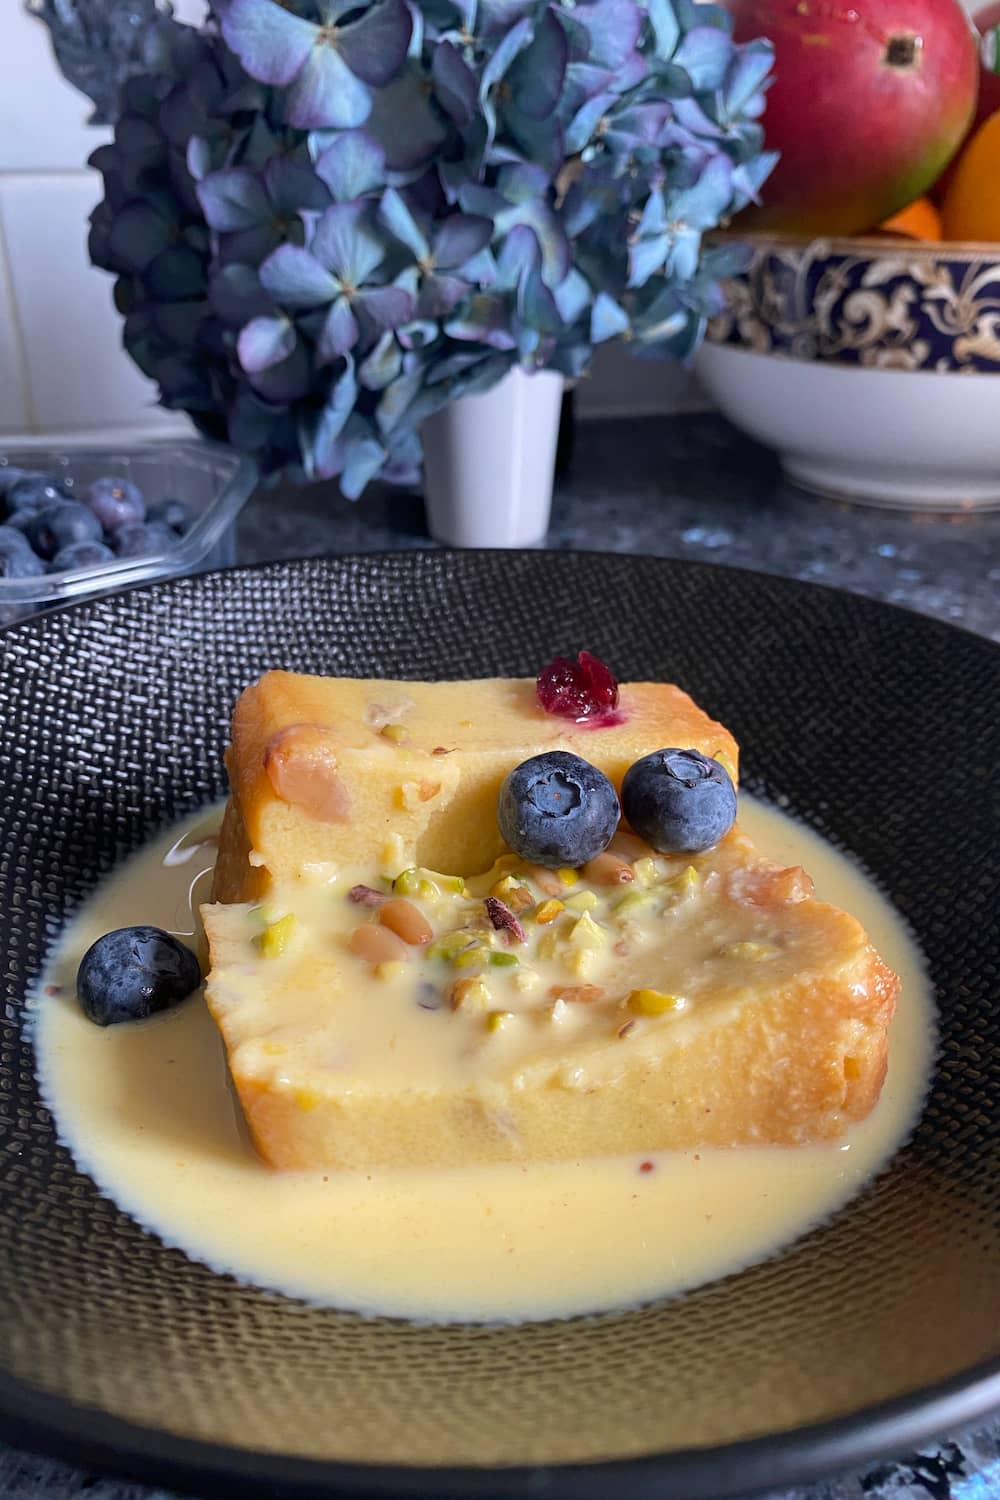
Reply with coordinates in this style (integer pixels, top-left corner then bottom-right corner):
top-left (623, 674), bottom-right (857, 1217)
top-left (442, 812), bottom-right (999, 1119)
top-left (421, 366), bottom-right (564, 547)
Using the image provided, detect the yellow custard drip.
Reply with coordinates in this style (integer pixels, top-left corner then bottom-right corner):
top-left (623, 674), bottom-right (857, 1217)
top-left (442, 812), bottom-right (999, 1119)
top-left (32, 799), bottom-right (934, 1324)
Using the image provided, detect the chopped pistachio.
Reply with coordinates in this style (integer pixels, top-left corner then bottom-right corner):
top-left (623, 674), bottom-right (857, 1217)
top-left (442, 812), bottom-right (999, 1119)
top-left (380, 723), bottom-right (408, 744)
top-left (628, 988), bottom-right (684, 1016)
top-left (567, 947), bottom-right (598, 978)
top-left (534, 898), bottom-right (565, 924)
top-left (485, 1009), bottom-right (515, 1033)
top-left (565, 890), bottom-right (599, 912)
top-left (613, 889), bottom-right (652, 916)
top-left (393, 867), bottom-right (422, 896)
top-left (453, 943), bottom-right (491, 968)
top-left (449, 976), bottom-right (491, 1012)
top-left (254, 912), bottom-right (296, 958)
top-left (666, 865), bottom-right (701, 899)
top-left (488, 951), bottom-right (519, 967)
top-left (427, 929), bottom-right (477, 961)
top-left (569, 911), bottom-right (607, 950)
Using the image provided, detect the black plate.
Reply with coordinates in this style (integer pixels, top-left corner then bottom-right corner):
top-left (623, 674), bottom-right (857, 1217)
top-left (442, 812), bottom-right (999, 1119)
top-left (1, 552), bottom-right (998, 1500)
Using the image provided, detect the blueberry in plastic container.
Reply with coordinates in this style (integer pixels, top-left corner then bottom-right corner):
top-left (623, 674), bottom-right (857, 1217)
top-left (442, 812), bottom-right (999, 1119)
top-left (6, 475), bottom-right (71, 513)
top-left (24, 501), bottom-right (103, 560)
top-left (51, 539), bottom-right (116, 571)
top-left (86, 476), bottom-right (145, 531)
top-left (113, 520), bottom-right (178, 558)
top-left (148, 497), bottom-right (192, 534)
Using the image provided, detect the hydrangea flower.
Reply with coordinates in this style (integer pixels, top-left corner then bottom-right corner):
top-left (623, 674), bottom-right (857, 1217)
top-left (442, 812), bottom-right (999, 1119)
top-left (88, 0), bottom-right (776, 496)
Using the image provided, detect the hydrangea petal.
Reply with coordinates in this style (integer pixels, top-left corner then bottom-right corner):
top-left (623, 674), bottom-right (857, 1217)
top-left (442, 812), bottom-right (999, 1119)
top-left (722, 40), bottom-right (773, 116)
top-left (564, 91), bottom-right (615, 155)
top-left (359, 331), bottom-right (403, 388)
top-left (145, 244), bottom-right (206, 300)
top-left (260, 244), bottom-right (340, 307)
top-left (356, 284), bottom-right (415, 330)
top-left (309, 357), bottom-right (359, 469)
top-left (317, 295), bottom-right (361, 361)
top-left (564, 0), bottom-right (642, 71)
top-left (379, 188), bottom-right (430, 259)
top-left (366, 64), bottom-right (448, 170)
top-left (337, 0), bottom-right (413, 86)
top-left (315, 131), bottom-right (386, 200)
top-left (480, 18), bottom-right (534, 100)
top-left (311, 201), bottom-right (386, 284)
top-left (209, 263), bottom-right (274, 324)
top-left (286, 41), bottom-right (373, 130)
top-left (628, 232), bottom-right (668, 289)
top-left (237, 314), bottom-right (297, 373)
top-left (554, 267), bottom-right (591, 323)
top-left (674, 27), bottom-right (733, 92)
top-left (417, 274), bottom-right (464, 317)
top-left (248, 339), bottom-right (312, 400)
top-left (432, 214), bottom-right (492, 270)
top-left (647, 0), bottom-right (681, 60)
top-left (590, 290), bottom-right (630, 343)
top-left (107, 202), bottom-right (173, 272)
top-left (216, 0), bottom-right (316, 86)
top-left (197, 168), bottom-right (269, 232)
top-left (264, 158), bottom-right (333, 217)
top-left (507, 9), bottom-right (568, 120)
top-left (432, 42), bottom-right (478, 125)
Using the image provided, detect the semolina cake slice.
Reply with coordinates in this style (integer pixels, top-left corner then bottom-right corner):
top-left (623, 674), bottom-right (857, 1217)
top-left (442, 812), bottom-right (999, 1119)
top-left (201, 824), bottom-right (899, 1172)
top-left (211, 671), bottom-right (739, 903)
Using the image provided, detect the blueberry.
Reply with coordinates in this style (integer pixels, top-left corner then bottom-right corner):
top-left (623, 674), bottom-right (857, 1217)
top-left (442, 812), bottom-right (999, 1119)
top-left (51, 539), bottom-right (116, 571)
top-left (6, 475), bottom-right (71, 513)
top-left (0, 466), bottom-right (32, 498)
top-left (113, 521), bottom-right (177, 558)
top-left (24, 501), bottom-right (102, 560)
top-left (621, 749), bottom-right (736, 854)
top-left (497, 750), bottom-right (620, 868)
top-left (0, 538), bottom-right (44, 579)
top-left (148, 497), bottom-right (192, 534)
top-left (76, 925), bottom-right (201, 1026)
top-left (0, 524), bottom-right (31, 552)
top-left (86, 476), bottom-right (145, 531)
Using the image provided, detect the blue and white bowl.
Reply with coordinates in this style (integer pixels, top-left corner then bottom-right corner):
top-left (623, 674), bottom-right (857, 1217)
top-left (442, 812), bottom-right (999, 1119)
top-left (697, 234), bottom-right (1000, 510)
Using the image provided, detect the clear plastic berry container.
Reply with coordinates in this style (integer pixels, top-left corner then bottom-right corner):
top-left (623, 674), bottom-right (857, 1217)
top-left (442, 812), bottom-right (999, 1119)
top-left (0, 441), bottom-right (257, 626)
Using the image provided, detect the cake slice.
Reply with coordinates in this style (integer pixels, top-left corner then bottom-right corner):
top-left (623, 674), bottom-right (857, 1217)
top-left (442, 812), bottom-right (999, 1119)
top-left (201, 668), bottom-right (898, 1172)
top-left (211, 671), bottom-right (738, 903)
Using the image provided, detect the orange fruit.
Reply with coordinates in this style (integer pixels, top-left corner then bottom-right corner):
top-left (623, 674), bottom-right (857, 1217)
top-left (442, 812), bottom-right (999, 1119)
top-left (877, 197), bottom-right (942, 241)
top-left (941, 109), bottom-right (1000, 240)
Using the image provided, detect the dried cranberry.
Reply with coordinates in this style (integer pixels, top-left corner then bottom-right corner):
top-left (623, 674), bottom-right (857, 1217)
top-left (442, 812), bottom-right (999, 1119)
top-left (536, 651), bottom-right (619, 721)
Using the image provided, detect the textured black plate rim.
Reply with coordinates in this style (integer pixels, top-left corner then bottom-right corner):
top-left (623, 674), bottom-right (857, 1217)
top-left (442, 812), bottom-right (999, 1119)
top-left (2, 1352), bottom-right (1000, 1500)
top-left (3, 553), bottom-right (999, 1499)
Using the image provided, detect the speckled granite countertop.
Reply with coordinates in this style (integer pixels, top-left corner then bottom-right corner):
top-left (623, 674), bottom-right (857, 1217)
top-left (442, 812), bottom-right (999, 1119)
top-left (4, 411), bottom-right (998, 1500)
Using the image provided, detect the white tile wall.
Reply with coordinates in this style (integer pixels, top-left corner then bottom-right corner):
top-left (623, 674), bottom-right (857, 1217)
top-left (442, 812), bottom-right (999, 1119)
top-left (0, 0), bottom-right (697, 443)
top-left (0, 2), bottom-right (193, 442)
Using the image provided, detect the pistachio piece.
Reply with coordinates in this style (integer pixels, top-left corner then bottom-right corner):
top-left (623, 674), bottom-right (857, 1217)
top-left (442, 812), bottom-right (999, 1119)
top-left (534, 898), bottom-right (565, 925)
top-left (254, 912), bottom-right (296, 958)
top-left (484, 895), bottom-right (527, 945)
top-left (628, 988), bottom-right (685, 1016)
